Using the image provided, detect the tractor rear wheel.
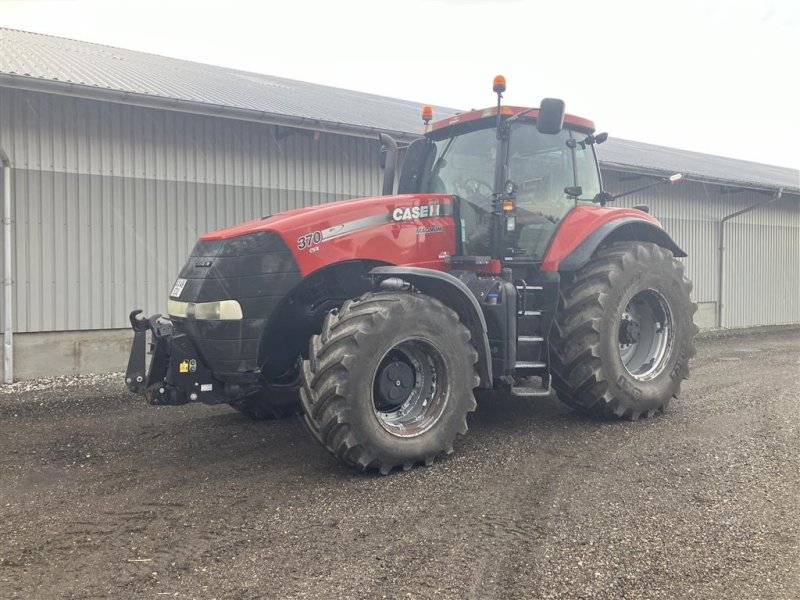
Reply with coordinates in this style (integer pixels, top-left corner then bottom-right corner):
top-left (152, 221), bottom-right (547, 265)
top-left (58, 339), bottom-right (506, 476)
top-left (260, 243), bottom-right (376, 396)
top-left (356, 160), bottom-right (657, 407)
top-left (300, 292), bottom-right (479, 474)
top-left (551, 242), bottom-right (697, 420)
top-left (229, 386), bottom-right (300, 420)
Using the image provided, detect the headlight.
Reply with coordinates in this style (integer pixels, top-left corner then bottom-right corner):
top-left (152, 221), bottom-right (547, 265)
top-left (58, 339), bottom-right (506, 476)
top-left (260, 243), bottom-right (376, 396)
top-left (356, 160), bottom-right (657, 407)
top-left (167, 299), bottom-right (188, 318)
top-left (167, 299), bottom-right (242, 321)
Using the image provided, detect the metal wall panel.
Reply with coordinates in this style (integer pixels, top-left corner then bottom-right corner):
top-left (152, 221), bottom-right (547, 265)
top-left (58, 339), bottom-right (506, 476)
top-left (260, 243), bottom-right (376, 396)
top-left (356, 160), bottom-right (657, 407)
top-left (0, 88), bottom-right (382, 333)
top-left (604, 171), bottom-right (800, 327)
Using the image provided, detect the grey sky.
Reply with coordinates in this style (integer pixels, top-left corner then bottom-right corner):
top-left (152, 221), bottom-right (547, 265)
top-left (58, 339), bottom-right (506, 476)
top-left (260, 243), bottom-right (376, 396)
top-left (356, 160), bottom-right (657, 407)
top-left (1, 0), bottom-right (798, 169)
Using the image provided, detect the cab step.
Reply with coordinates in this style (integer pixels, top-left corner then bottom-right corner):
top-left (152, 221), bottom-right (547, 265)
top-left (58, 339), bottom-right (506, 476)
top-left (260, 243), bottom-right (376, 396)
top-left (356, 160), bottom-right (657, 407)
top-left (515, 361), bottom-right (546, 370)
top-left (511, 375), bottom-right (552, 397)
top-left (511, 385), bottom-right (552, 397)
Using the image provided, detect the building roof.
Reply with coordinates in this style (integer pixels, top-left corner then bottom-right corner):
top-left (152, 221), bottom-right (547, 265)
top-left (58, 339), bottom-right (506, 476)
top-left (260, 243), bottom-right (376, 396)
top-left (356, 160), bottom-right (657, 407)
top-left (598, 138), bottom-right (798, 193)
top-left (1, 28), bottom-right (797, 193)
top-left (0, 27), bottom-right (458, 138)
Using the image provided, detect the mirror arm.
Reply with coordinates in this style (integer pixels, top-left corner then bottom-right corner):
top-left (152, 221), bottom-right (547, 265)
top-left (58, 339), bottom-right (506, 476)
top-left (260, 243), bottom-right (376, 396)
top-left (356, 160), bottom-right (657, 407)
top-left (610, 182), bottom-right (661, 201)
top-left (604, 173), bottom-right (683, 202)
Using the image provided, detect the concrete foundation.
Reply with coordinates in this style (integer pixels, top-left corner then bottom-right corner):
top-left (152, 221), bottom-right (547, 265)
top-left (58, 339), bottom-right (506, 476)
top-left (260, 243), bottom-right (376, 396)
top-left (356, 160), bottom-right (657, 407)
top-left (0, 316), bottom-right (793, 382)
top-left (695, 302), bottom-right (717, 330)
top-left (0, 329), bottom-right (132, 381)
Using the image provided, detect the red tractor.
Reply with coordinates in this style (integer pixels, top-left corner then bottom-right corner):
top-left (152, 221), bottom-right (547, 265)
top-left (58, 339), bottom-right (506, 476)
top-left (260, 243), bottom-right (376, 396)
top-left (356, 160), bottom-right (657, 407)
top-left (126, 77), bottom-right (697, 474)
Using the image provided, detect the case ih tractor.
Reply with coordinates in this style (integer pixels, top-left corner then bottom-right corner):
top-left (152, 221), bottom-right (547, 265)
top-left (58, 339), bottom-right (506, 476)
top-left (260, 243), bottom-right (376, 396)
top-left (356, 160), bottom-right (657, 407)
top-left (126, 77), bottom-right (697, 474)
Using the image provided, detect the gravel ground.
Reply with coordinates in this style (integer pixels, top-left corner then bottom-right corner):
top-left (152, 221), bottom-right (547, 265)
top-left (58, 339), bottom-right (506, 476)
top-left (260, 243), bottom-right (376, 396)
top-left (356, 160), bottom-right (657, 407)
top-left (1, 328), bottom-right (798, 599)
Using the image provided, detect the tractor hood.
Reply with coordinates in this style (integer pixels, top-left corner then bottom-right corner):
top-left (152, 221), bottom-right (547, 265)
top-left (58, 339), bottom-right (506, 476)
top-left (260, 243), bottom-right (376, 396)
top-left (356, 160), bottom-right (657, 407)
top-left (201, 194), bottom-right (445, 240)
top-left (200, 193), bottom-right (458, 276)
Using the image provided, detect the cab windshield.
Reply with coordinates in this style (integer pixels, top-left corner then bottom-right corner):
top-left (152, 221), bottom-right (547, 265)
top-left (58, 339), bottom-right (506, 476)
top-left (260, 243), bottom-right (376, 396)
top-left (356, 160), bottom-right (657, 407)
top-left (420, 126), bottom-right (497, 198)
top-left (418, 122), bottom-right (600, 259)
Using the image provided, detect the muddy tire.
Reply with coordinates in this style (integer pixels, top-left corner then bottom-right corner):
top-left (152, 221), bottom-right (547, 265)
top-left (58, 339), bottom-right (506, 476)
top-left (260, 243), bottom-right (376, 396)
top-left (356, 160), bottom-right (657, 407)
top-left (550, 242), bottom-right (698, 420)
top-left (300, 292), bottom-right (479, 474)
top-left (229, 386), bottom-right (301, 420)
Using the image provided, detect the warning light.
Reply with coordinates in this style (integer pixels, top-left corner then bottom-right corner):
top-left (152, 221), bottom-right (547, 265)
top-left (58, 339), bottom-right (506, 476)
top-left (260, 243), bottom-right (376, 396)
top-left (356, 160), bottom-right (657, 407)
top-left (493, 75), bottom-right (506, 94)
top-left (422, 105), bottom-right (433, 123)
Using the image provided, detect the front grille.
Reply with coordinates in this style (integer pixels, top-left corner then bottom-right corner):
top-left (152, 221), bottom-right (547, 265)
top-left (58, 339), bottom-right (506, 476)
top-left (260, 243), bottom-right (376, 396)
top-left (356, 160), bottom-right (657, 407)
top-left (172, 232), bottom-right (302, 376)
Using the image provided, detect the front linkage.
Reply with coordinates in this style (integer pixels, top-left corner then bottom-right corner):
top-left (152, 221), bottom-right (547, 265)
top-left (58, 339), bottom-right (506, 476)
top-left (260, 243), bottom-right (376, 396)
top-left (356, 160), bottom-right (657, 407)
top-left (125, 310), bottom-right (223, 406)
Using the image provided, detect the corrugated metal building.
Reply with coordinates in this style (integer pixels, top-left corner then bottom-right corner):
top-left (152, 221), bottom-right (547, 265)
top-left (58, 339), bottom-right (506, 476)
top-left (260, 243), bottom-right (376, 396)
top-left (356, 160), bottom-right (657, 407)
top-left (1, 28), bottom-right (798, 381)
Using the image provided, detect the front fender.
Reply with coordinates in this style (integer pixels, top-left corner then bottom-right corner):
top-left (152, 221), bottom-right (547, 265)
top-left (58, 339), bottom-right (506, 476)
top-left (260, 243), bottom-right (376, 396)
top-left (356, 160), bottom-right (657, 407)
top-left (369, 266), bottom-right (493, 388)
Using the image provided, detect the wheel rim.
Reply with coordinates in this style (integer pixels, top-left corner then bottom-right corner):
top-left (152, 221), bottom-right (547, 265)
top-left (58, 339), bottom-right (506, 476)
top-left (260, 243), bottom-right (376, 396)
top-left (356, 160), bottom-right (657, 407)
top-left (618, 288), bottom-right (674, 381)
top-left (372, 339), bottom-right (449, 437)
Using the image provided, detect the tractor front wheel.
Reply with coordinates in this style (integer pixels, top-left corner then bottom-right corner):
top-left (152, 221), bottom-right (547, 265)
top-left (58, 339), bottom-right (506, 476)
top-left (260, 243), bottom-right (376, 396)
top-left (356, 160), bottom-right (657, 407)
top-left (551, 242), bottom-right (697, 420)
top-left (300, 292), bottom-right (479, 474)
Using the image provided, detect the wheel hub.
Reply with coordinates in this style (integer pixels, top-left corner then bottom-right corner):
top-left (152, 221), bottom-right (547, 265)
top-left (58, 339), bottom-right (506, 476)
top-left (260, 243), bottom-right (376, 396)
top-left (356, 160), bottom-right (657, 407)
top-left (617, 289), bottom-right (674, 381)
top-left (372, 340), bottom-right (448, 438)
top-left (375, 360), bottom-right (415, 410)
top-left (618, 315), bottom-right (641, 345)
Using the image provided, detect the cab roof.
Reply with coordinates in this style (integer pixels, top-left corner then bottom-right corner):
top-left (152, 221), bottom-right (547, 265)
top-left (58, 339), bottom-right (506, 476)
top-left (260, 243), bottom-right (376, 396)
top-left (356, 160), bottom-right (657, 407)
top-left (428, 105), bottom-right (595, 138)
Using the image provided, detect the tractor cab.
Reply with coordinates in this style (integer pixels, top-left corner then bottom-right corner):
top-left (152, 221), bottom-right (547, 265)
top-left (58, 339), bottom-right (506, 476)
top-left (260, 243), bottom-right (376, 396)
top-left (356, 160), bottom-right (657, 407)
top-left (387, 84), bottom-right (615, 397)
top-left (397, 90), bottom-right (602, 268)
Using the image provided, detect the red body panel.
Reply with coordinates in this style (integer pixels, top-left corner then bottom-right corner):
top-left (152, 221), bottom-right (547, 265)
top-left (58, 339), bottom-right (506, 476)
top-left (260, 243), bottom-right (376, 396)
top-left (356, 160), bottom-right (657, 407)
top-left (540, 205), bottom-right (662, 271)
top-left (202, 194), bottom-right (457, 276)
top-left (204, 197), bottom-right (661, 276)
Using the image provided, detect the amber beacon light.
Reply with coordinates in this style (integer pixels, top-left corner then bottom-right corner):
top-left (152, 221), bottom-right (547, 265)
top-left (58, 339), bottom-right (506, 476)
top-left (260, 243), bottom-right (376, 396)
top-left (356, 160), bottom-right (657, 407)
top-left (493, 75), bottom-right (506, 94)
top-left (421, 105), bottom-right (434, 133)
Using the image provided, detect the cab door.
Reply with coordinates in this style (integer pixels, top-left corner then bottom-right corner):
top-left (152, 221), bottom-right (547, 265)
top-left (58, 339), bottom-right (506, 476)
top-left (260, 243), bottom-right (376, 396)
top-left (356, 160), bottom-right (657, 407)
top-left (504, 125), bottom-right (601, 263)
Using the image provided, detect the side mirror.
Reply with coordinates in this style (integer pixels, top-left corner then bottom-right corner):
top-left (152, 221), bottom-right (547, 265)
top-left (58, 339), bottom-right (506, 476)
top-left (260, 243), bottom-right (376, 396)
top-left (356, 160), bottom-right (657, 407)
top-left (537, 98), bottom-right (566, 135)
top-left (378, 134), bottom-right (398, 196)
top-left (397, 137), bottom-right (434, 194)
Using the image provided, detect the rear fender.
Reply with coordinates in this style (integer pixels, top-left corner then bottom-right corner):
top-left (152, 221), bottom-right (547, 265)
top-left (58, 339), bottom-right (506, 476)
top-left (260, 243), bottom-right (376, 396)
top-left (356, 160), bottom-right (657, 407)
top-left (556, 217), bottom-right (686, 272)
top-left (369, 266), bottom-right (493, 388)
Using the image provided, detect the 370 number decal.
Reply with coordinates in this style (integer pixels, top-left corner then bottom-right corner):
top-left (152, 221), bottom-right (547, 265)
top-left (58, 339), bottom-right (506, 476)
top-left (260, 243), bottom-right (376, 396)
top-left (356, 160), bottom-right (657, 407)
top-left (297, 231), bottom-right (322, 250)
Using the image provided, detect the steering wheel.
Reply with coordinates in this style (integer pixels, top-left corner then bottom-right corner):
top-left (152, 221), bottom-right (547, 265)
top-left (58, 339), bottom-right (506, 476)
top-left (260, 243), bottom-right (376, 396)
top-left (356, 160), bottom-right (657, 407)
top-left (457, 178), bottom-right (494, 199)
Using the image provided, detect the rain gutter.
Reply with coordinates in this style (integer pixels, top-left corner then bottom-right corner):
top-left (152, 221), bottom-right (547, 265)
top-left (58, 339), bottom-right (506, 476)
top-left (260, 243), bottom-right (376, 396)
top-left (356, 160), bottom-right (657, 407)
top-left (0, 147), bottom-right (11, 383)
top-left (717, 187), bottom-right (783, 328)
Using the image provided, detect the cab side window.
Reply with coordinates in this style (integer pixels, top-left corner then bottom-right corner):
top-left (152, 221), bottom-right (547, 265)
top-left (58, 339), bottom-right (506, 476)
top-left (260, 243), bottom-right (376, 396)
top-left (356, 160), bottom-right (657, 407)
top-left (507, 125), bottom-right (573, 223)
top-left (506, 125), bottom-right (572, 259)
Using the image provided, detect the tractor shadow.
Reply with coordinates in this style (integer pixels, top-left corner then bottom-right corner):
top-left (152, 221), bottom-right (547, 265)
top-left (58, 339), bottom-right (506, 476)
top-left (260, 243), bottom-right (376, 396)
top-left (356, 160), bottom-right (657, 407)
top-left (163, 392), bottom-right (615, 478)
top-left (60, 389), bottom-right (639, 486)
top-left (472, 389), bottom-right (576, 430)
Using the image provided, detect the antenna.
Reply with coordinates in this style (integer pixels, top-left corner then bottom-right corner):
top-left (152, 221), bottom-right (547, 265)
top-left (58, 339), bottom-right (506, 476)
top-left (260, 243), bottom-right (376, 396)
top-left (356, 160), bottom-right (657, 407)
top-left (493, 75), bottom-right (506, 139)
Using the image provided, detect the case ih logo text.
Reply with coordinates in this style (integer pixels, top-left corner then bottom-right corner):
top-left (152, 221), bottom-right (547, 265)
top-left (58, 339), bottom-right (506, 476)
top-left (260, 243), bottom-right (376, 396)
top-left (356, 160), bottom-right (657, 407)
top-left (392, 203), bottom-right (441, 222)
